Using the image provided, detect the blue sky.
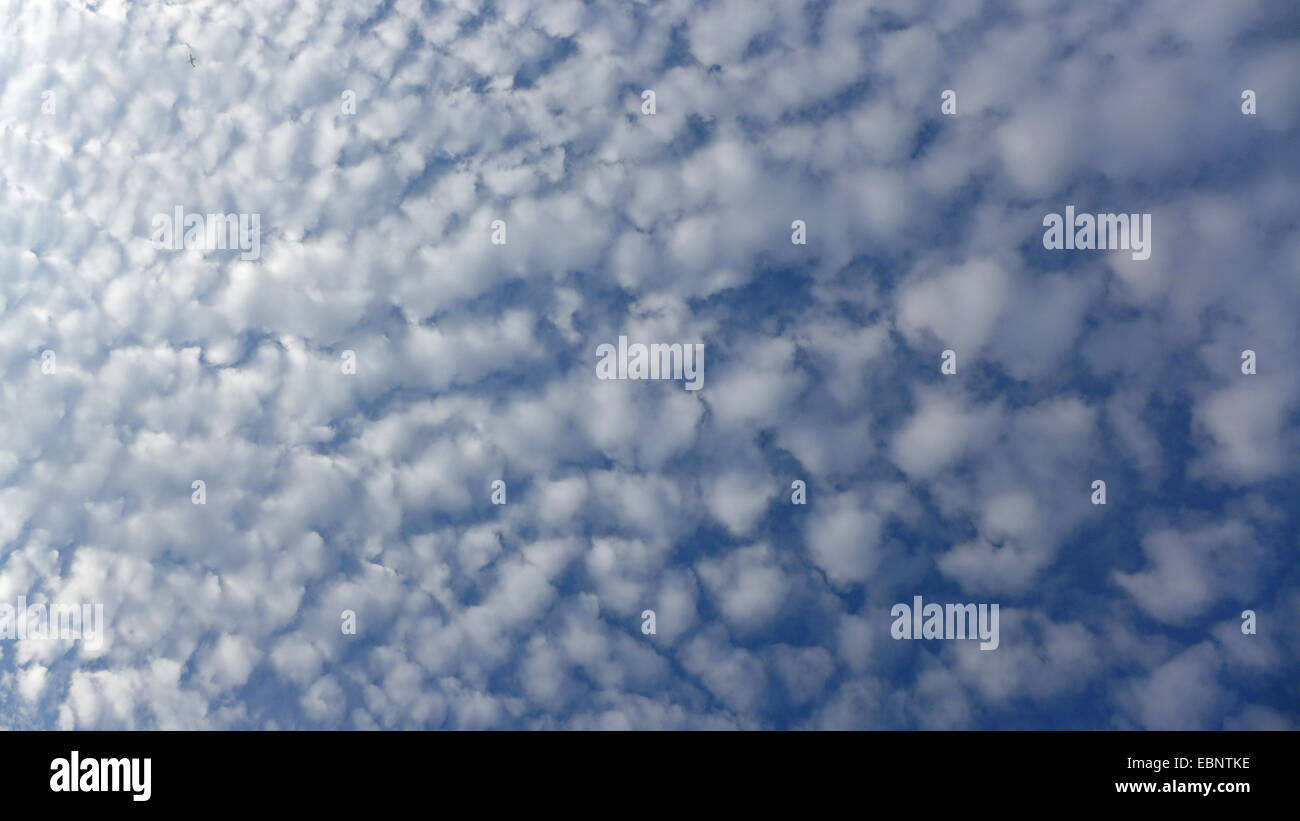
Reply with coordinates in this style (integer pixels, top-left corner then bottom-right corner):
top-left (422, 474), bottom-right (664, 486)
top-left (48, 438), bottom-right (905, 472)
top-left (0, 0), bottom-right (1296, 729)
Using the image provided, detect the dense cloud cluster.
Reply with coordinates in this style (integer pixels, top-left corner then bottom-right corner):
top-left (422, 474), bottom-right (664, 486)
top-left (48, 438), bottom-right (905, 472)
top-left (0, 0), bottom-right (1296, 729)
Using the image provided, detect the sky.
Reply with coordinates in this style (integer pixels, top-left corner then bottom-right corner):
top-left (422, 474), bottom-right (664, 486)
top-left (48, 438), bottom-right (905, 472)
top-left (0, 0), bottom-right (1297, 729)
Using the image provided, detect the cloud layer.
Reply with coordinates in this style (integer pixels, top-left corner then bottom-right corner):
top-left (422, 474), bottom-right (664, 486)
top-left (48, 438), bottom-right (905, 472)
top-left (0, 0), bottom-right (1296, 729)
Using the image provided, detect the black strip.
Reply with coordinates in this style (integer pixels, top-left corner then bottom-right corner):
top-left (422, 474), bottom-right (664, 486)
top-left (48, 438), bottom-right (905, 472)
top-left (8, 731), bottom-right (1291, 809)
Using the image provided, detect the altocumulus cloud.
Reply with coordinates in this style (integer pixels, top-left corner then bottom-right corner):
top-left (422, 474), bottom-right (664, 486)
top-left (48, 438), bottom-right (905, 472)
top-left (0, 0), bottom-right (1296, 729)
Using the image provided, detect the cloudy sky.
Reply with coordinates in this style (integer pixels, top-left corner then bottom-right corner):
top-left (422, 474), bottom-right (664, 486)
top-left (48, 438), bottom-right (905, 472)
top-left (0, 0), bottom-right (1296, 729)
